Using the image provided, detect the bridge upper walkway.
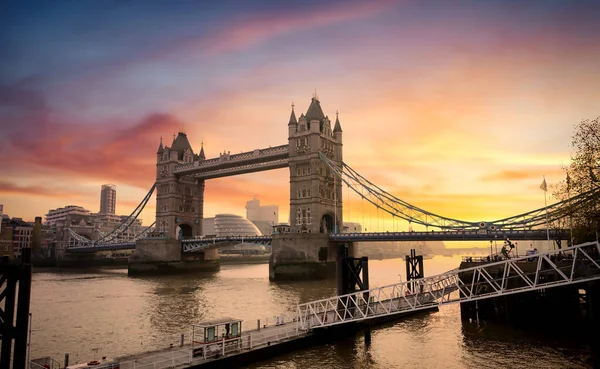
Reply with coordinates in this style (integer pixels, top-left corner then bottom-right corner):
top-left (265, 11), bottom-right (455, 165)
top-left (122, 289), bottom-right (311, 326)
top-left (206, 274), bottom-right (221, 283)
top-left (296, 241), bottom-right (600, 329)
top-left (173, 144), bottom-right (289, 179)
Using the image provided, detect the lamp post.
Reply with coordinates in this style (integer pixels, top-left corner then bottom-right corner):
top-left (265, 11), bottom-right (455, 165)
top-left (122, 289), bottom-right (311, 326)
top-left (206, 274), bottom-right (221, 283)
top-left (494, 235), bottom-right (498, 255)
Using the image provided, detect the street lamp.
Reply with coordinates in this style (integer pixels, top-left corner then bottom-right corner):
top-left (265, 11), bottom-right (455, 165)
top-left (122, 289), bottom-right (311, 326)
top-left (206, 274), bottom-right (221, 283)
top-left (494, 235), bottom-right (498, 255)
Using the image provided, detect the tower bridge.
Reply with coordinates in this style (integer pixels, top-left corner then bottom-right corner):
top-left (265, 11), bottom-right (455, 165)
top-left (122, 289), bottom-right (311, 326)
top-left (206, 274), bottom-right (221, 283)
top-left (153, 96), bottom-right (342, 244)
top-left (63, 94), bottom-right (599, 279)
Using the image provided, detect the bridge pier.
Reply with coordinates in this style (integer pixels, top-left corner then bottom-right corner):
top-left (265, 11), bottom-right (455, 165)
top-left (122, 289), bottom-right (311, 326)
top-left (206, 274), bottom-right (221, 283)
top-left (269, 233), bottom-right (354, 281)
top-left (128, 238), bottom-right (219, 276)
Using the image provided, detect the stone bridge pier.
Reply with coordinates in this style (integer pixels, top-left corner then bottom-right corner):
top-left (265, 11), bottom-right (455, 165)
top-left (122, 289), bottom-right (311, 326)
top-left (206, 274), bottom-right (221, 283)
top-left (269, 233), bottom-right (355, 280)
top-left (128, 238), bottom-right (219, 276)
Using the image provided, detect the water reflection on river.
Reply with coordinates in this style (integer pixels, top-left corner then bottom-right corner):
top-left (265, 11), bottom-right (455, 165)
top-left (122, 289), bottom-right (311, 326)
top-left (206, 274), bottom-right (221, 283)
top-left (30, 256), bottom-right (592, 368)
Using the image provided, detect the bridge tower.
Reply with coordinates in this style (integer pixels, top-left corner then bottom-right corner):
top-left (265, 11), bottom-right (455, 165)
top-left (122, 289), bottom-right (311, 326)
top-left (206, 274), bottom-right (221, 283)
top-left (128, 133), bottom-right (216, 276)
top-left (270, 95), bottom-right (351, 281)
top-left (288, 95), bottom-right (343, 233)
top-left (155, 132), bottom-right (205, 239)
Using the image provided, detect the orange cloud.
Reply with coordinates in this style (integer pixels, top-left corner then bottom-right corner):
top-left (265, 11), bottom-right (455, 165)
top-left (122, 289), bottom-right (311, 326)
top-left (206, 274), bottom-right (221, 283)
top-left (0, 181), bottom-right (87, 199)
top-left (480, 168), bottom-right (565, 182)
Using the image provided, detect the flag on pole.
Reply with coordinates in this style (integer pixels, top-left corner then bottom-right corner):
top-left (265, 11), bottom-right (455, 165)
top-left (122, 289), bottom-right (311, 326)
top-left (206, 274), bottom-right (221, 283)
top-left (540, 177), bottom-right (547, 192)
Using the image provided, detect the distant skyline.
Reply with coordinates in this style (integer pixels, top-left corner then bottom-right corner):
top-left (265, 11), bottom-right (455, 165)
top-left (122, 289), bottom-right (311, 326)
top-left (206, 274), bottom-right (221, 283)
top-left (1, 0), bottom-right (599, 230)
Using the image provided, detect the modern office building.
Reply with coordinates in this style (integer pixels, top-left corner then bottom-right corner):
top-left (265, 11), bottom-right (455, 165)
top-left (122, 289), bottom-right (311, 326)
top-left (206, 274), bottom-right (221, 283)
top-left (245, 197), bottom-right (278, 235)
top-left (100, 184), bottom-right (116, 214)
top-left (201, 214), bottom-right (261, 237)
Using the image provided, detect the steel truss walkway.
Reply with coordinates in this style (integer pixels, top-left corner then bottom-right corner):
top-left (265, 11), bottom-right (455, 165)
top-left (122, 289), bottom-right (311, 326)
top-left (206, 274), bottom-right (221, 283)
top-left (296, 241), bottom-right (600, 330)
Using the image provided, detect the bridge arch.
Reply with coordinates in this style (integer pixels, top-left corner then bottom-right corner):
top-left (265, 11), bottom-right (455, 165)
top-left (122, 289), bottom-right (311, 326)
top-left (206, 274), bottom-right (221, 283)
top-left (177, 224), bottom-right (194, 239)
top-left (320, 213), bottom-right (335, 234)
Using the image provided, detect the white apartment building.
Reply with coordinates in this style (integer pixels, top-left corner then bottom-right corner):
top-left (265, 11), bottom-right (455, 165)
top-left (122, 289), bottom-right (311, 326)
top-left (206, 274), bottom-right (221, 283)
top-left (44, 205), bottom-right (92, 227)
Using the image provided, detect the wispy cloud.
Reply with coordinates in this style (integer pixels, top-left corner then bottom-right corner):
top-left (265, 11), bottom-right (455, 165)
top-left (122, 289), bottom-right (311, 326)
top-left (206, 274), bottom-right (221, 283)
top-left (0, 181), bottom-right (87, 199)
top-left (480, 168), bottom-right (564, 182)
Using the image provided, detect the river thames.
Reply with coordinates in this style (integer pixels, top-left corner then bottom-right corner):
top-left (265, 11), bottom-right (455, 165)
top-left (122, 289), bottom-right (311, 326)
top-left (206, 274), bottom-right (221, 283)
top-left (30, 256), bottom-right (593, 368)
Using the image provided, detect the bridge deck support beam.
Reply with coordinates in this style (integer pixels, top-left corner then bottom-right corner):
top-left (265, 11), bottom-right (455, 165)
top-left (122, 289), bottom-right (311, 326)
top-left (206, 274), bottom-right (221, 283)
top-left (128, 238), bottom-right (219, 276)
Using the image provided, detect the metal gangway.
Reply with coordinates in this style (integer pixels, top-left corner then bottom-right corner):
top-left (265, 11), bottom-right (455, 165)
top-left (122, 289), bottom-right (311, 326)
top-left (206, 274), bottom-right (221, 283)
top-left (296, 241), bottom-right (600, 329)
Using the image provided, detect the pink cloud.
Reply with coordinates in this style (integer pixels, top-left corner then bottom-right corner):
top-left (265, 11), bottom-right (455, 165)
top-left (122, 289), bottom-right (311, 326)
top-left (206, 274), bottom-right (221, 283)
top-left (0, 85), bottom-right (181, 188)
top-left (197, 0), bottom-right (395, 55)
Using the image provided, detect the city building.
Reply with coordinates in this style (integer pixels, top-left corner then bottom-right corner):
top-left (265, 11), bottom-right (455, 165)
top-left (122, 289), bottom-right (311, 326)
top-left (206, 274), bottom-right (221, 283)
top-left (100, 184), bottom-right (117, 214)
top-left (342, 222), bottom-right (363, 233)
top-left (245, 197), bottom-right (279, 235)
top-left (0, 215), bottom-right (13, 259)
top-left (9, 217), bottom-right (33, 259)
top-left (201, 214), bottom-right (261, 237)
top-left (91, 212), bottom-right (144, 242)
top-left (272, 224), bottom-right (291, 234)
top-left (44, 203), bottom-right (145, 247)
top-left (44, 205), bottom-right (92, 227)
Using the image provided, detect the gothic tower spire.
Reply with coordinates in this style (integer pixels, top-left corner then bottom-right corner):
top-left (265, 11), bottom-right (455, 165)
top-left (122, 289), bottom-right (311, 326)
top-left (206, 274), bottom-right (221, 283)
top-left (199, 141), bottom-right (206, 160)
top-left (333, 110), bottom-right (343, 133)
top-left (288, 102), bottom-right (297, 125)
top-left (157, 136), bottom-right (164, 153)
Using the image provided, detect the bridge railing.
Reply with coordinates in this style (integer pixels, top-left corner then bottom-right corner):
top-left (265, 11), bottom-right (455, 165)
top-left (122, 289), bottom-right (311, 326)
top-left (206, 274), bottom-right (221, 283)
top-left (297, 241), bottom-right (600, 329)
top-left (118, 348), bottom-right (190, 369)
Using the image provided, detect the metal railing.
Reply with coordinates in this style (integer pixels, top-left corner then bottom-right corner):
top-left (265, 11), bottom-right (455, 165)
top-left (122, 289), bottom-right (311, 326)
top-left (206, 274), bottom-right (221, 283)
top-left (118, 348), bottom-right (190, 369)
top-left (297, 241), bottom-right (600, 329)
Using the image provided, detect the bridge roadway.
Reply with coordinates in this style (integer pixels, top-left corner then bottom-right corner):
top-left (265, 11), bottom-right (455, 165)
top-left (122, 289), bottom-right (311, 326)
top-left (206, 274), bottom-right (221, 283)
top-left (59, 241), bottom-right (600, 369)
top-left (66, 229), bottom-right (569, 253)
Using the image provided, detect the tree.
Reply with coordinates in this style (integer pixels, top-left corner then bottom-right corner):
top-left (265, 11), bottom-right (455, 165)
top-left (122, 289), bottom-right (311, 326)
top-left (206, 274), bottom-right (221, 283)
top-left (555, 117), bottom-right (600, 243)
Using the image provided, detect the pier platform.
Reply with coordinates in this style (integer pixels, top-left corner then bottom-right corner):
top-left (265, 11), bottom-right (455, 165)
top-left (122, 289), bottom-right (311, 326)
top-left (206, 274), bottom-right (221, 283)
top-left (113, 320), bottom-right (307, 369)
top-left (91, 294), bottom-right (437, 369)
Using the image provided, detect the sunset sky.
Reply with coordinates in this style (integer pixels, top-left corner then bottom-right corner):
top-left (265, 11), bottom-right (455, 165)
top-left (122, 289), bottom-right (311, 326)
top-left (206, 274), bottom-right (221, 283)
top-left (1, 0), bottom-right (599, 232)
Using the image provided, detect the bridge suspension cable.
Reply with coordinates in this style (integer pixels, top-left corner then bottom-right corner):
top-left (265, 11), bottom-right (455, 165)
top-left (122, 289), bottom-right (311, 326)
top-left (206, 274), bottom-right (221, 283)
top-left (68, 183), bottom-right (156, 246)
top-left (319, 153), bottom-right (600, 231)
top-left (95, 183), bottom-right (156, 244)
